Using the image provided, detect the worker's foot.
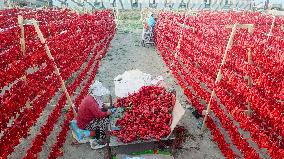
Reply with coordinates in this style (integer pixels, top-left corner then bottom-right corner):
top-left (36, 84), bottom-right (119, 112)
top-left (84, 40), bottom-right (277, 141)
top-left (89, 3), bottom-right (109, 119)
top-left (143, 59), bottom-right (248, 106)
top-left (89, 139), bottom-right (107, 149)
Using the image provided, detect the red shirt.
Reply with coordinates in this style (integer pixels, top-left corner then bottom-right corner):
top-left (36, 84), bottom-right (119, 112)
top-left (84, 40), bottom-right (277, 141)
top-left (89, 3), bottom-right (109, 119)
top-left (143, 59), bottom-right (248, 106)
top-left (76, 95), bottom-right (108, 129)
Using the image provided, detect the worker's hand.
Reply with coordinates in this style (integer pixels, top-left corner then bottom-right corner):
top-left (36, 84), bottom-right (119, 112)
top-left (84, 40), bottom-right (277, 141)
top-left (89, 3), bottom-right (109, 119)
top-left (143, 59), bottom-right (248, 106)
top-left (106, 110), bottom-right (112, 116)
top-left (101, 104), bottom-right (108, 112)
top-left (113, 100), bottom-right (118, 107)
top-left (103, 104), bottom-right (109, 110)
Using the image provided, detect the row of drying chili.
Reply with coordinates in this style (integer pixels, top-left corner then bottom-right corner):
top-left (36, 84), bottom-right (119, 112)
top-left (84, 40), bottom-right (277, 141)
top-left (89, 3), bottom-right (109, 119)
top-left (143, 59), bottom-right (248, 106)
top-left (0, 8), bottom-right (115, 158)
top-left (155, 11), bottom-right (284, 159)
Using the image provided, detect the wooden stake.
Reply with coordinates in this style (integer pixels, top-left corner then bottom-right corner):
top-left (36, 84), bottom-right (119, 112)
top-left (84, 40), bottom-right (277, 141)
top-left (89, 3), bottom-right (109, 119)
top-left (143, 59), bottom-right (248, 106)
top-left (245, 30), bottom-right (254, 116)
top-left (247, 48), bottom-right (253, 64)
top-left (267, 16), bottom-right (276, 40)
top-left (247, 76), bottom-right (253, 87)
top-left (175, 13), bottom-right (195, 57)
top-left (176, 22), bottom-right (195, 32)
top-left (32, 19), bottom-right (77, 116)
top-left (18, 15), bottom-right (32, 110)
top-left (18, 15), bottom-right (26, 56)
top-left (201, 24), bottom-right (237, 131)
top-left (244, 102), bottom-right (252, 117)
top-left (201, 90), bottom-right (215, 131)
top-left (225, 24), bottom-right (254, 34)
top-left (140, 8), bottom-right (144, 22)
top-left (246, 49), bottom-right (253, 88)
top-left (216, 70), bottom-right (222, 83)
top-left (175, 13), bottom-right (187, 57)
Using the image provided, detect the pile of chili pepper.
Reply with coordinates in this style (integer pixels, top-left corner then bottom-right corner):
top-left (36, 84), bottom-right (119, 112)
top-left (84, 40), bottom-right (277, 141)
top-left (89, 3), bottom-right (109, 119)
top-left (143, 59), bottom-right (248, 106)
top-left (112, 86), bottom-right (175, 143)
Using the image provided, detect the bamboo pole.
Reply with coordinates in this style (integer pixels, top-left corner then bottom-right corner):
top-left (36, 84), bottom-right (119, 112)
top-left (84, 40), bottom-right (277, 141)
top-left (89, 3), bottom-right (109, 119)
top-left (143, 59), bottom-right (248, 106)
top-left (225, 24), bottom-right (254, 34)
top-left (267, 16), bottom-right (275, 41)
top-left (18, 15), bottom-right (26, 56)
top-left (247, 48), bottom-right (253, 65)
top-left (31, 19), bottom-right (77, 116)
top-left (18, 15), bottom-right (32, 109)
top-left (262, 16), bottom-right (276, 56)
top-left (201, 23), bottom-right (254, 131)
top-left (175, 13), bottom-right (187, 56)
top-left (175, 11), bottom-right (195, 54)
top-left (201, 24), bottom-right (237, 131)
top-left (245, 31), bottom-right (254, 116)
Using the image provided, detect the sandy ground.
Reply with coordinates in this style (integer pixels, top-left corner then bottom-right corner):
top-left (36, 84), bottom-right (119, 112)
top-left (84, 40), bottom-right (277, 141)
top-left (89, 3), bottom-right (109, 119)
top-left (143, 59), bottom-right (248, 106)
top-left (60, 21), bottom-right (224, 159)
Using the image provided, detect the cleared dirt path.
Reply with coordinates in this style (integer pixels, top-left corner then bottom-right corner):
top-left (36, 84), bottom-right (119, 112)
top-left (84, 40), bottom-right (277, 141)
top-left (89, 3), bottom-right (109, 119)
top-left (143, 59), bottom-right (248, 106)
top-left (61, 27), bottom-right (224, 158)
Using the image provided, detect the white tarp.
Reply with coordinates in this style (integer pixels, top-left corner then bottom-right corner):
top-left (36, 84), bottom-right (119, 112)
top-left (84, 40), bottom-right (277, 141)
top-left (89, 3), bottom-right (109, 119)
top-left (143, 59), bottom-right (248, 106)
top-left (114, 69), bottom-right (153, 98)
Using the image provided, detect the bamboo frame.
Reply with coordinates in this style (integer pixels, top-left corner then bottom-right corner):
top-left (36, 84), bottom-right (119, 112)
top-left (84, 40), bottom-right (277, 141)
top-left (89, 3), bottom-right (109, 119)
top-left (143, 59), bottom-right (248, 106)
top-left (175, 12), bottom-right (195, 58)
top-left (225, 24), bottom-right (254, 34)
top-left (267, 16), bottom-right (276, 40)
top-left (18, 15), bottom-right (26, 56)
top-left (201, 24), bottom-right (237, 131)
top-left (201, 23), bottom-right (254, 131)
top-left (31, 19), bottom-right (77, 116)
top-left (245, 37), bottom-right (253, 117)
top-left (18, 15), bottom-right (32, 109)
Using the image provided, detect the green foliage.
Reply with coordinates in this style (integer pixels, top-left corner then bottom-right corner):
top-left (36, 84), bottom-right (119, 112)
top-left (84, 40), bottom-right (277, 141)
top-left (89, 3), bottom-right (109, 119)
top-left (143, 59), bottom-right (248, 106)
top-left (117, 10), bottom-right (143, 32)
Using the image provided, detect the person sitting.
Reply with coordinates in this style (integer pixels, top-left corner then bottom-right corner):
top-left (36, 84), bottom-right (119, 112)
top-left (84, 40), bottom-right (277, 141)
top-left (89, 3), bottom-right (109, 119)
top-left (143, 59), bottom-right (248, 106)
top-left (76, 80), bottom-right (112, 146)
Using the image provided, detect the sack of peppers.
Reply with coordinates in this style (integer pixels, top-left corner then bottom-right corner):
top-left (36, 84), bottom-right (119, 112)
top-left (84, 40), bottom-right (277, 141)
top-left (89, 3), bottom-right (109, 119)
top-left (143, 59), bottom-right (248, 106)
top-left (112, 86), bottom-right (176, 143)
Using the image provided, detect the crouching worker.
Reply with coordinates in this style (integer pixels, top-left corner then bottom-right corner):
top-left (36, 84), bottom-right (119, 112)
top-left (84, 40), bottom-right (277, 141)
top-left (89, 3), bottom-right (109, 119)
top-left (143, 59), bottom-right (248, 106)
top-left (76, 80), bottom-right (112, 147)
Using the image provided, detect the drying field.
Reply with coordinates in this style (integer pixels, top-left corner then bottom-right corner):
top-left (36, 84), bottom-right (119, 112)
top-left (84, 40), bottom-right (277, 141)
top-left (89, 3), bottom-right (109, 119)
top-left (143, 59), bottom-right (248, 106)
top-left (1, 9), bottom-right (283, 159)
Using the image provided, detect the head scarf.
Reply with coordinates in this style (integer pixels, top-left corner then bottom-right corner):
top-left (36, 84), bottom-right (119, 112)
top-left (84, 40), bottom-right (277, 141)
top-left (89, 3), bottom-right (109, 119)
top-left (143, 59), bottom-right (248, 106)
top-left (89, 80), bottom-right (110, 108)
top-left (148, 12), bottom-right (153, 18)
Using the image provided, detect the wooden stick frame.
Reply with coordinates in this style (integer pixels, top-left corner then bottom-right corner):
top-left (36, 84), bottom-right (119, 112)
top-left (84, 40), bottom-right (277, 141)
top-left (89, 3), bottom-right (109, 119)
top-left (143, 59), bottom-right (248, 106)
top-left (225, 24), bottom-right (254, 34)
top-left (18, 15), bottom-right (26, 56)
top-left (267, 16), bottom-right (276, 40)
top-left (176, 22), bottom-right (195, 32)
top-left (245, 35), bottom-right (254, 117)
top-left (18, 15), bottom-right (32, 109)
top-left (175, 13), bottom-right (187, 50)
top-left (31, 19), bottom-right (77, 116)
top-left (175, 12), bottom-right (195, 58)
top-left (201, 23), bottom-right (254, 131)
